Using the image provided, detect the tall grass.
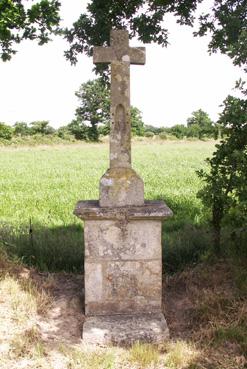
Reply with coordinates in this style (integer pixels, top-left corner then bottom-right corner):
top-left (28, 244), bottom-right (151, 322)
top-left (0, 141), bottom-right (215, 272)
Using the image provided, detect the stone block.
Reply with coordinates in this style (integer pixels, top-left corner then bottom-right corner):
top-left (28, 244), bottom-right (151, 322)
top-left (84, 219), bottom-right (163, 316)
top-left (99, 167), bottom-right (144, 207)
top-left (85, 260), bottom-right (162, 315)
top-left (85, 220), bottom-right (161, 260)
top-left (83, 313), bottom-right (169, 345)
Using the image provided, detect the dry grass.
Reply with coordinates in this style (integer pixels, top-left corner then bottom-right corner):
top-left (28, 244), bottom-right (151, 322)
top-left (0, 245), bottom-right (246, 369)
top-left (128, 341), bottom-right (160, 368)
top-left (9, 326), bottom-right (46, 359)
top-left (165, 260), bottom-right (247, 368)
top-left (59, 345), bottom-right (116, 369)
top-left (164, 340), bottom-right (199, 368)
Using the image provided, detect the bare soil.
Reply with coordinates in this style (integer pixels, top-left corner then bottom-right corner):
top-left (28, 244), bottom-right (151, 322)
top-left (0, 258), bottom-right (246, 368)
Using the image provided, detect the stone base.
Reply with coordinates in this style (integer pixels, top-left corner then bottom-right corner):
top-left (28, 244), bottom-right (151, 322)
top-left (99, 167), bottom-right (144, 207)
top-left (83, 313), bottom-right (169, 345)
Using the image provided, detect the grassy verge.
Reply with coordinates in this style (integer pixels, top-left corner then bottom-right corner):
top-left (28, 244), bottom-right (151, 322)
top-left (0, 141), bottom-right (216, 272)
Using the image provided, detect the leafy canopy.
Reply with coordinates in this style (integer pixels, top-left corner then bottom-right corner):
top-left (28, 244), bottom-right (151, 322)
top-left (1, 1), bottom-right (246, 73)
top-left (0, 0), bottom-right (60, 61)
top-left (64, 0), bottom-right (247, 74)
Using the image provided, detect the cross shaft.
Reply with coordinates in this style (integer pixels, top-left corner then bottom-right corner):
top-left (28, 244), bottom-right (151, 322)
top-left (93, 29), bottom-right (146, 168)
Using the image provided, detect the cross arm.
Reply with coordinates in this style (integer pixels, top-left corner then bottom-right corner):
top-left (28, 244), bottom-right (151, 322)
top-left (93, 46), bottom-right (115, 64)
top-left (129, 47), bottom-right (146, 65)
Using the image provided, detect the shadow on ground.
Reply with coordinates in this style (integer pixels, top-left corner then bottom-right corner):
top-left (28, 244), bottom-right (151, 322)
top-left (0, 223), bottom-right (84, 272)
top-left (0, 193), bottom-right (213, 274)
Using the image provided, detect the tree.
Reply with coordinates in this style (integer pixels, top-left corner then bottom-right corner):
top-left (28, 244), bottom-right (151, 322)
top-left (169, 124), bottom-right (187, 139)
top-left (75, 78), bottom-right (110, 141)
top-left (0, 122), bottom-right (13, 140)
top-left (74, 78), bottom-right (145, 140)
top-left (131, 107), bottom-right (144, 136)
top-left (64, 0), bottom-right (247, 74)
top-left (0, 0), bottom-right (60, 61)
top-left (197, 86), bottom-right (247, 254)
top-left (30, 121), bottom-right (55, 135)
top-left (2, 1), bottom-right (246, 74)
top-left (13, 122), bottom-right (31, 136)
top-left (187, 109), bottom-right (215, 138)
top-left (66, 119), bottom-right (89, 141)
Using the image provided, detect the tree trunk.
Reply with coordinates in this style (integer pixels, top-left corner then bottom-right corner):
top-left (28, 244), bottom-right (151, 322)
top-left (213, 224), bottom-right (221, 256)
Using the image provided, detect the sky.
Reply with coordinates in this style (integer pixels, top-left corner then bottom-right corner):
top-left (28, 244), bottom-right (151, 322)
top-left (0, 0), bottom-right (245, 128)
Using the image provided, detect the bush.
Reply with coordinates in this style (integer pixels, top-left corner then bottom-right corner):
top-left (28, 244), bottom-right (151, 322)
top-left (13, 122), bottom-right (31, 136)
top-left (0, 122), bottom-right (13, 140)
top-left (145, 131), bottom-right (154, 138)
top-left (159, 132), bottom-right (167, 140)
top-left (30, 121), bottom-right (55, 135)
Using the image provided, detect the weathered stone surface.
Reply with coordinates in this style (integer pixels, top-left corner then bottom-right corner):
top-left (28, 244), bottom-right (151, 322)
top-left (85, 259), bottom-right (162, 315)
top-left (99, 167), bottom-right (144, 207)
top-left (83, 313), bottom-right (169, 345)
top-left (110, 62), bottom-right (131, 168)
top-left (74, 200), bottom-right (173, 220)
top-left (74, 29), bottom-right (172, 345)
top-left (84, 263), bottom-right (102, 302)
top-left (84, 218), bottom-right (163, 316)
top-left (93, 29), bottom-right (146, 205)
top-left (85, 220), bottom-right (161, 260)
top-left (93, 29), bottom-right (145, 65)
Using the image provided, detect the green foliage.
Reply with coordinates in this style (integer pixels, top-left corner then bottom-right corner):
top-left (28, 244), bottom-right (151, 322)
top-left (131, 106), bottom-right (144, 136)
top-left (74, 78), bottom-right (145, 140)
top-left (0, 0), bottom-right (61, 61)
top-left (169, 124), bottom-right (187, 139)
top-left (195, 0), bottom-right (247, 71)
top-left (144, 130), bottom-right (154, 137)
top-left (13, 122), bottom-right (31, 136)
top-left (186, 123), bottom-right (201, 139)
top-left (159, 132), bottom-right (167, 140)
top-left (197, 90), bottom-right (247, 254)
top-left (75, 78), bottom-right (110, 141)
top-left (2, 1), bottom-right (246, 72)
top-left (187, 109), bottom-right (215, 139)
top-left (187, 109), bottom-right (213, 128)
top-left (30, 121), bottom-right (55, 135)
top-left (144, 124), bottom-right (163, 135)
top-left (66, 119), bottom-right (89, 141)
top-left (64, 1), bottom-right (247, 72)
top-left (57, 126), bottom-right (72, 140)
top-left (0, 122), bottom-right (13, 140)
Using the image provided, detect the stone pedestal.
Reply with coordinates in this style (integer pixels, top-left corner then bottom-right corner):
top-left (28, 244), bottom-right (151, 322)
top-left (74, 200), bottom-right (172, 344)
top-left (74, 28), bottom-right (173, 345)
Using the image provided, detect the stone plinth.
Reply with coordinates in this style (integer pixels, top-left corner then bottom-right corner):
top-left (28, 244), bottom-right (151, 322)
top-left (74, 200), bottom-right (172, 344)
top-left (83, 313), bottom-right (169, 345)
top-left (99, 168), bottom-right (144, 207)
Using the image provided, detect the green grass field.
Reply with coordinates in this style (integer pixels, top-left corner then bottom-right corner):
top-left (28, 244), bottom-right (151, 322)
top-left (0, 140), bottom-right (215, 272)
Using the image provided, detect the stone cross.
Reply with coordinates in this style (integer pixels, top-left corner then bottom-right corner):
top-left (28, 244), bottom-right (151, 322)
top-left (94, 29), bottom-right (146, 169)
top-left (74, 29), bottom-right (172, 344)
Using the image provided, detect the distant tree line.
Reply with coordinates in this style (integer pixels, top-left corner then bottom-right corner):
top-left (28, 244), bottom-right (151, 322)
top-left (144, 108), bottom-right (220, 140)
top-left (0, 79), bottom-right (220, 143)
